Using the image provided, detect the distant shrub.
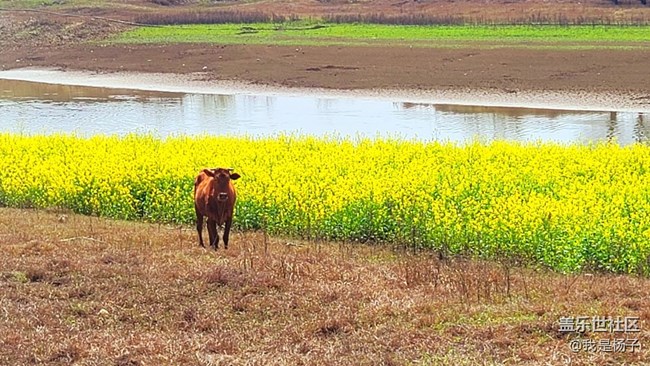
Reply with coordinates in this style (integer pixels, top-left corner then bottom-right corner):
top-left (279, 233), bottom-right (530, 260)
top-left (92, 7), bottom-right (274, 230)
top-left (135, 10), bottom-right (299, 25)
top-left (149, 0), bottom-right (190, 6)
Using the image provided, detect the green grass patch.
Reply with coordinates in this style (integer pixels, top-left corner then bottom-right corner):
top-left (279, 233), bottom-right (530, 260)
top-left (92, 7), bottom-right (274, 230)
top-left (109, 23), bottom-right (650, 49)
top-left (0, 0), bottom-right (59, 8)
top-left (0, 0), bottom-right (97, 9)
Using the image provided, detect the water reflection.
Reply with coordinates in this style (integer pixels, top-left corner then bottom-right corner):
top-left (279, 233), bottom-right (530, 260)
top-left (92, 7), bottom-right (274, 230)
top-left (0, 78), bottom-right (184, 103)
top-left (398, 102), bottom-right (649, 145)
top-left (0, 78), bottom-right (648, 145)
top-left (634, 113), bottom-right (649, 143)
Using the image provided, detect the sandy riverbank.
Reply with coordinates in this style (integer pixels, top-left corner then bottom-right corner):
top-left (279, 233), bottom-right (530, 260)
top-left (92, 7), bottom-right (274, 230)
top-left (1, 68), bottom-right (649, 113)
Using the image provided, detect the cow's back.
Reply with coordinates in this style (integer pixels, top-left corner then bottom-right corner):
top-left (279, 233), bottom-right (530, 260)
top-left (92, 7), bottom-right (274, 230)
top-left (194, 171), bottom-right (212, 215)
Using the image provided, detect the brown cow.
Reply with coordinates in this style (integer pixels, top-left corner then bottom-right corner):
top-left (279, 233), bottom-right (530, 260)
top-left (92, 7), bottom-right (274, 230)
top-left (194, 167), bottom-right (241, 249)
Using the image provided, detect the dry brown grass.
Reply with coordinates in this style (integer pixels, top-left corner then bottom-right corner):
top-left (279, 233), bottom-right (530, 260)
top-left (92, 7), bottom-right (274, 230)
top-left (137, 0), bottom-right (650, 25)
top-left (1, 207), bottom-right (650, 365)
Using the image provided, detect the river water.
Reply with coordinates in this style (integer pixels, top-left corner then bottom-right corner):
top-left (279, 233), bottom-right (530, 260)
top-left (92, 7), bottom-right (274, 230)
top-left (1, 78), bottom-right (648, 145)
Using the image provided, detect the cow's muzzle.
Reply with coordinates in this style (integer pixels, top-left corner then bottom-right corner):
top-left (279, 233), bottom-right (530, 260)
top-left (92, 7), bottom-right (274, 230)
top-left (217, 192), bottom-right (229, 201)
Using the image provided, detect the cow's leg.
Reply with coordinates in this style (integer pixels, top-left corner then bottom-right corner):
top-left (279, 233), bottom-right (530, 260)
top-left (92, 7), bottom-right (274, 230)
top-left (195, 209), bottom-right (205, 248)
top-left (207, 218), bottom-right (219, 250)
top-left (223, 217), bottom-right (232, 250)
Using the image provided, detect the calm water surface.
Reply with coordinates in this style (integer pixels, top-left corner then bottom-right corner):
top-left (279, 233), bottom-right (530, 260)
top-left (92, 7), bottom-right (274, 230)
top-left (1, 79), bottom-right (648, 145)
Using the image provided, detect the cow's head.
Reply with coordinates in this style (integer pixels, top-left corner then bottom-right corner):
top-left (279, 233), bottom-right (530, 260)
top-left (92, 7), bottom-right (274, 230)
top-left (203, 168), bottom-right (240, 202)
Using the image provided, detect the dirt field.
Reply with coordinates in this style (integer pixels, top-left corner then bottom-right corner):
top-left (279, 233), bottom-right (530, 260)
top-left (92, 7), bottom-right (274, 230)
top-left (6, 43), bottom-right (650, 97)
top-left (1, 0), bottom-right (650, 104)
top-left (1, 208), bottom-right (650, 365)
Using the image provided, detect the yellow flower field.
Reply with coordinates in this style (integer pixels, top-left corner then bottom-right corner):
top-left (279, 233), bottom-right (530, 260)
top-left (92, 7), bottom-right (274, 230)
top-left (1, 133), bottom-right (649, 273)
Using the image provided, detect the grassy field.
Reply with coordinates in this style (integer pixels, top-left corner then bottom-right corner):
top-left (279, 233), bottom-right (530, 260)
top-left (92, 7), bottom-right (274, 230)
top-left (2, 134), bottom-right (650, 274)
top-left (110, 23), bottom-right (650, 49)
top-left (1, 207), bottom-right (649, 365)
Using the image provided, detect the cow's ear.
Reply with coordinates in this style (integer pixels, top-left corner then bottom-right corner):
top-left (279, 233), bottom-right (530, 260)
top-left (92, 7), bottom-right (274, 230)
top-left (194, 174), bottom-right (203, 186)
top-left (230, 173), bottom-right (241, 180)
top-left (203, 169), bottom-right (215, 177)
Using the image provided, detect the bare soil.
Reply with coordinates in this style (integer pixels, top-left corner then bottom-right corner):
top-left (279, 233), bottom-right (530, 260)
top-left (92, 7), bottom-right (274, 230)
top-left (6, 43), bottom-right (650, 95)
top-left (1, 208), bottom-right (650, 365)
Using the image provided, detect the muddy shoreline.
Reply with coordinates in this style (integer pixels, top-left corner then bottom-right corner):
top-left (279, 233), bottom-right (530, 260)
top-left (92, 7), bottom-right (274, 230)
top-left (2, 67), bottom-right (650, 113)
